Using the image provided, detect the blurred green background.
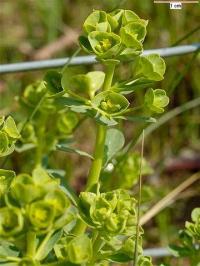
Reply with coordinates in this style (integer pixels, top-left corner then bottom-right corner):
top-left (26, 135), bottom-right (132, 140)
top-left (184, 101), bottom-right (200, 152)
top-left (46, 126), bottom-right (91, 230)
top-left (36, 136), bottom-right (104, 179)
top-left (0, 1), bottom-right (200, 265)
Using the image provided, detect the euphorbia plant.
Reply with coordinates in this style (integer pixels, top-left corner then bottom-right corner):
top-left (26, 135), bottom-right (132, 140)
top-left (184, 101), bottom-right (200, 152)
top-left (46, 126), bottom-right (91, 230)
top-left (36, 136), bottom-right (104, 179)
top-left (0, 9), bottom-right (169, 266)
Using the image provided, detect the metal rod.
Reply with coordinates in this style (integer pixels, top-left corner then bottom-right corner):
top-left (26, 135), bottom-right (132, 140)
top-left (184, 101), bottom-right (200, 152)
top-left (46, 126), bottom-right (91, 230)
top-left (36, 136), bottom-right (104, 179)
top-left (144, 247), bottom-right (171, 257)
top-left (0, 43), bottom-right (199, 74)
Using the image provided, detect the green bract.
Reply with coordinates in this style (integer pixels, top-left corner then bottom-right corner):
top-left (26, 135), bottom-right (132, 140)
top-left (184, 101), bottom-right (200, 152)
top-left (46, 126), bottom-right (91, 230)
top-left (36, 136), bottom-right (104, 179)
top-left (57, 112), bottom-right (79, 135)
top-left (133, 54), bottom-right (166, 81)
top-left (62, 69), bottom-right (105, 98)
top-left (145, 88), bottom-right (169, 113)
top-left (170, 208), bottom-right (200, 265)
top-left (92, 91), bottom-right (129, 116)
top-left (0, 169), bottom-right (15, 199)
top-left (186, 207), bottom-right (200, 239)
top-left (44, 70), bottom-right (63, 97)
top-left (138, 256), bottom-right (153, 266)
top-left (0, 207), bottom-right (23, 237)
top-left (10, 174), bottom-right (44, 205)
top-left (83, 10), bottom-right (111, 33)
top-left (23, 81), bottom-right (47, 106)
top-left (67, 234), bottom-right (93, 264)
top-left (0, 116), bottom-right (20, 157)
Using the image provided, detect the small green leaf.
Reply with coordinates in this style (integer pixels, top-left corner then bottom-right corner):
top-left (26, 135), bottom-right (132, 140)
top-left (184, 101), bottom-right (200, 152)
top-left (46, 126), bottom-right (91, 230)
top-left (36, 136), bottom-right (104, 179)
top-left (3, 116), bottom-right (20, 139)
top-left (86, 71), bottom-right (105, 97)
top-left (0, 143), bottom-right (15, 158)
top-left (36, 230), bottom-right (63, 260)
top-left (0, 131), bottom-right (9, 154)
top-left (67, 235), bottom-right (93, 264)
top-left (44, 70), bottom-right (64, 97)
top-left (79, 35), bottom-right (93, 54)
top-left (144, 88), bottom-right (169, 113)
top-left (83, 10), bottom-right (110, 33)
top-left (191, 208), bottom-right (200, 223)
top-left (104, 128), bottom-right (125, 164)
top-left (0, 242), bottom-right (19, 258)
top-left (0, 116), bottom-right (5, 127)
top-left (125, 116), bottom-right (156, 123)
top-left (122, 10), bottom-right (140, 25)
top-left (0, 169), bottom-right (15, 197)
top-left (108, 253), bottom-right (132, 263)
top-left (113, 78), bottom-right (154, 94)
top-left (133, 54), bottom-right (166, 81)
top-left (57, 143), bottom-right (94, 160)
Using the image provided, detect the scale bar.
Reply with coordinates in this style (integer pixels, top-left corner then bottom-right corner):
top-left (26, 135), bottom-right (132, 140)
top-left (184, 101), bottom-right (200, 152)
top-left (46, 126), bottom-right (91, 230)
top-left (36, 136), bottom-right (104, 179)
top-left (154, 1), bottom-right (199, 3)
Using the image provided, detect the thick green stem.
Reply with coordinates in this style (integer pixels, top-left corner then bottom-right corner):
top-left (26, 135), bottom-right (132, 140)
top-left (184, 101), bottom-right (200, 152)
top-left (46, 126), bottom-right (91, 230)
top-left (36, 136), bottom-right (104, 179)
top-left (26, 231), bottom-right (36, 258)
top-left (102, 63), bottom-right (116, 91)
top-left (86, 124), bottom-right (106, 191)
top-left (73, 62), bottom-right (116, 235)
top-left (86, 63), bottom-right (116, 192)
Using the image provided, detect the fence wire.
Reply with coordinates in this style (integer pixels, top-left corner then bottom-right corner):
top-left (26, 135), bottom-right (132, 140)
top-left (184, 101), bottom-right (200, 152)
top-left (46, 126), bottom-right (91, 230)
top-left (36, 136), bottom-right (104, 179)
top-left (0, 43), bottom-right (199, 74)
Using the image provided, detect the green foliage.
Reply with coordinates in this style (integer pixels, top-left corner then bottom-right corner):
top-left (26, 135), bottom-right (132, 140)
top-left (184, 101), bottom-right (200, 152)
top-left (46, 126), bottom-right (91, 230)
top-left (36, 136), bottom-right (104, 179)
top-left (0, 8), bottom-right (171, 266)
top-left (79, 189), bottom-right (137, 235)
top-left (169, 208), bottom-right (200, 266)
top-left (0, 116), bottom-right (20, 157)
top-left (114, 152), bottom-right (153, 189)
top-left (144, 88), bottom-right (169, 113)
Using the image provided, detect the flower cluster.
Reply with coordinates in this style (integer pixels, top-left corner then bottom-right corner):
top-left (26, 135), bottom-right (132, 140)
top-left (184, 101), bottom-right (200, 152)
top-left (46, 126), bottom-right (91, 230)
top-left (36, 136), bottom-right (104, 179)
top-left (186, 207), bottom-right (200, 239)
top-left (170, 208), bottom-right (200, 264)
top-left (80, 189), bottom-right (137, 236)
top-left (0, 167), bottom-right (75, 238)
top-left (79, 9), bottom-right (148, 61)
top-left (0, 116), bottom-right (20, 157)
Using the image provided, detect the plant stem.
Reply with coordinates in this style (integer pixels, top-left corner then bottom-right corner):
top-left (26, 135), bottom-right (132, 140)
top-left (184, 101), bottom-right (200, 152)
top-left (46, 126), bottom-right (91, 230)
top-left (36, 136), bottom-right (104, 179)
top-left (87, 233), bottom-right (103, 266)
top-left (26, 231), bottom-right (36, 258)
top-left (133, 130), bottom-right (144, 266)
top-left (86, 62), bottom-right (116, 191)
top-left (73, 62), bottom-right (116, 235)
top-left (86, 124), bottom-right (106, 191)
top-left (0, 256), bottom-right (21, 262)
top-left (102, 62), bottom-right (116, 91)
top-left (86, 62), bottom-right (117, 191)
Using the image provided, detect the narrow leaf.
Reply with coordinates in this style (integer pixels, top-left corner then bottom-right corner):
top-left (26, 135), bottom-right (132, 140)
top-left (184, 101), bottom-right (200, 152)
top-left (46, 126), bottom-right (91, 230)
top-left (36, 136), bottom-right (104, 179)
top-left (56, 144), bottom-right (94, 160)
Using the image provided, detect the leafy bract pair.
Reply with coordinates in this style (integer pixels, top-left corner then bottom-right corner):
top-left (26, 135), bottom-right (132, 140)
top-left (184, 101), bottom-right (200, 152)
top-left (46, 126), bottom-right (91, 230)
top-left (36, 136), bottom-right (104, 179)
top-left (0, 116), bottom-right (20, 157)
top-left (79, 9), bottom-right (148, 61)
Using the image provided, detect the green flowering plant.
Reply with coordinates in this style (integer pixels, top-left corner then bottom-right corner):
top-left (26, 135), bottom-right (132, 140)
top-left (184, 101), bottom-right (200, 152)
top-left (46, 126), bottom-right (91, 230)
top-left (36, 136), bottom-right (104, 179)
top-left (169, 208), bottom-right (200, 266)
top-left (0, 8), bottom-right (171, 266)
